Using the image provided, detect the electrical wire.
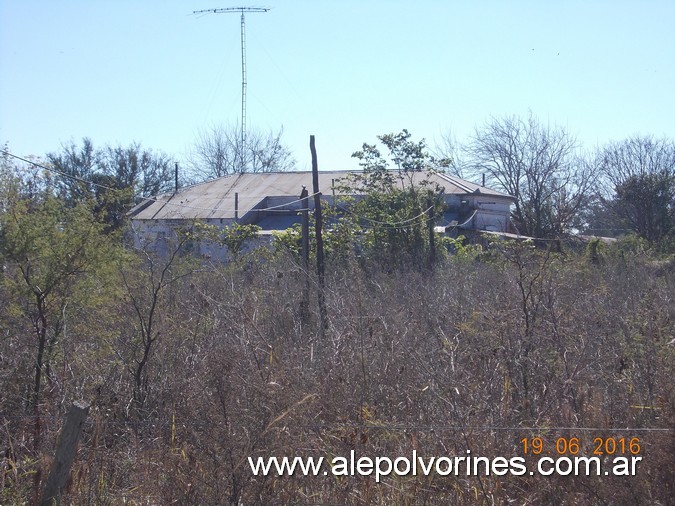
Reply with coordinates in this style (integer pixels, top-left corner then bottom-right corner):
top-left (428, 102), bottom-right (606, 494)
top-left (1, 149), bottom-right (318, 215)
top-left (335, 203), bottom-right (435, 229)
top-left (3, 149), bottom-right (120, 193)
top-left (3, 149), bottom-right (439, 225)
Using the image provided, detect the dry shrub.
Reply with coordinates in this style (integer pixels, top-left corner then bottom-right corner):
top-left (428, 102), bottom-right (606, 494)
top-left (1, 246), bottom-right (673, 504)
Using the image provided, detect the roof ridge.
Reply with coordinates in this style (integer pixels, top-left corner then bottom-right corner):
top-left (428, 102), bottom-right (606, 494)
top-left (437, 172), bottom-right (479, 193)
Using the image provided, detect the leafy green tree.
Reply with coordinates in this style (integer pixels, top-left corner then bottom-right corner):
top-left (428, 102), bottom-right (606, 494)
top-left (47, 138), bottom-right (175, 230)
top-left (98, 143), bottom-right (175, 198)
top-left (193, 221), bottom-right (262, 260)
top-left (336, 130), bottom-right (446, 270)
top-left (577, 199), bottom-right (631, 238)
top-left (0, 174), bottom-right (119, 445)
top-left (272, 201), bottom-right (360, 267)
top-left (614, 172), bottom-right (674, 244)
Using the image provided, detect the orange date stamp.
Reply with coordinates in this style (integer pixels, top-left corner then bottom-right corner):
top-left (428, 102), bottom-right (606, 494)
top-left (520, 436), bottom-right (641, 456)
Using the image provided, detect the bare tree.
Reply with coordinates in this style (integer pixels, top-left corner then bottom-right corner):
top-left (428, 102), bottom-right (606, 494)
top-left (187, 123), bottom-right (295, 181)
top-left (432, 130), bottom-right (464, 177)
top-left (464, 113), bottom-right (596, 238)
top-left (599, 135), bottom-right (675, 189)
top-left (597, 136), bottom-right (675, 244)
top-left (120, 226), bottom-right (196, 413)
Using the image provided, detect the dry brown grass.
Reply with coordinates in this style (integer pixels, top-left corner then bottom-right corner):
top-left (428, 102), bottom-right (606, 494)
top-left (2, 245), bottom-right (674, 504)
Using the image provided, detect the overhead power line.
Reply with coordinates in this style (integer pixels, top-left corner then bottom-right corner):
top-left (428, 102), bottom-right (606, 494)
top-left (3, 149), bottom-right (438, 227)
top-left (336, 203), bottom-right (435, 228)
top-left (0, 149), bottom-right (316, 215)
top-left (2, 149), bottom-right (119, 193)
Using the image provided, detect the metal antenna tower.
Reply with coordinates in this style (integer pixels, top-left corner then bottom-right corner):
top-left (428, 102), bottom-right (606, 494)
top-left (194, 7), bottom-right (269, 171)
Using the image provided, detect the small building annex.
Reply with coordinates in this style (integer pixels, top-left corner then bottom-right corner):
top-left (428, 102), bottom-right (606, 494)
top-left (127, 170), bottom-right (516, 258)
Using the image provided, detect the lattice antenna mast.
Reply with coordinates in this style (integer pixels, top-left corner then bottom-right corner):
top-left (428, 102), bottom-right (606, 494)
top-left (194, 7), bottom-right (269, 172)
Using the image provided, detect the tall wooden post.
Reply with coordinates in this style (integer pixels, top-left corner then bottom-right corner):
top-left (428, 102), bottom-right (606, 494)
top-left (300, 186), bottom-right (310, 321)
top-left (427, 192), bottom-right (436, 269)
top-left (40, 401), bottom-right (90, 506)
top-left (300, 186), bottom-right (310, 270)
top-left (310, 136), bottom-right (327, 331)
top-left (331, 178), bottom-right (336, 211)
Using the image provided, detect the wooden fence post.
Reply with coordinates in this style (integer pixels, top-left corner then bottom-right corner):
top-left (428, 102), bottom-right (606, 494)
top-left (40, 400), bottom-right (90, 506)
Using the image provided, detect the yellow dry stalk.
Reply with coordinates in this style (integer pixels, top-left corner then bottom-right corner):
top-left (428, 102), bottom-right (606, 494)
top-left (171, 410), bottom-right (176, 450)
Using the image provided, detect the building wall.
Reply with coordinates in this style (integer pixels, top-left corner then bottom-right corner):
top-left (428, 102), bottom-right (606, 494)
top-left (471, 197), bottom-right (512, 231)
top-left (129, 218), bottom-right (237, 261)
top-left (129, 194), bottom-right (514, 258)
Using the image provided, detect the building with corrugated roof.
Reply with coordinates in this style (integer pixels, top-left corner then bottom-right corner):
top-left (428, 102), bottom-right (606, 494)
top-left (127, 170), bottom-right (515, 258)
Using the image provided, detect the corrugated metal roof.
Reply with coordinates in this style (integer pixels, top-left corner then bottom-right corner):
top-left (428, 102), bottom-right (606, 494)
top-left (128, 170), bottom-right (515, 221)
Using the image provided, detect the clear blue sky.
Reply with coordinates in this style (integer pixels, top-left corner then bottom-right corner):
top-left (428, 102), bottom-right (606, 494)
top-left (2, 0), bottom-right (674, 172)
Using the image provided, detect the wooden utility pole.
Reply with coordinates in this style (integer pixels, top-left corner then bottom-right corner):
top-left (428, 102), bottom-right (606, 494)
top-left (310, 136), bottom-right (327, 331)
top-left (300, 186), bottom-right (310, 321)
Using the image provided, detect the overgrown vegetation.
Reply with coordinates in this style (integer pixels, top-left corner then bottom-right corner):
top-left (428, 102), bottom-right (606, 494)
top-left (1, 148), bottom-right (674, 504)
